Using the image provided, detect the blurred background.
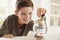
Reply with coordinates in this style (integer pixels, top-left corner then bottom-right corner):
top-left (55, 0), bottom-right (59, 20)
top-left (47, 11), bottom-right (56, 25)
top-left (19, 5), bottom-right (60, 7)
top-left (0, 0), bottom-right (60, 39)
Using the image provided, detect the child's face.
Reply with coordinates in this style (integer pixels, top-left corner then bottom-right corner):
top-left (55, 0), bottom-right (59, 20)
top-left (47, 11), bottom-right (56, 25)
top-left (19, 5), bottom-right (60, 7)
top-left (16, 7), bottom-right (33, 24)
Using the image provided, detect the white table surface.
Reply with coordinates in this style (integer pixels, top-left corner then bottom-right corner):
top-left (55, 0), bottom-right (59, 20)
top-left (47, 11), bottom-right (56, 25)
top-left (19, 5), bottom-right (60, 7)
top-left (0, 34), bottom-right (60, 40)
top-left (0, 36), bottom-right (36, 40)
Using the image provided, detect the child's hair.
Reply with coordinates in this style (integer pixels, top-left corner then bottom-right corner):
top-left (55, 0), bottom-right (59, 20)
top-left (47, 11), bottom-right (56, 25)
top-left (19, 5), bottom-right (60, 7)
top-left (16, 0), bottom-right (34, 11)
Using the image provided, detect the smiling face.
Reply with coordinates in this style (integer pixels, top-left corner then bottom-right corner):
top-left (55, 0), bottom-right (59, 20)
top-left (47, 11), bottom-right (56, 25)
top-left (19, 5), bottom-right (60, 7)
top-left (16, 7), bottom-right (33, 24)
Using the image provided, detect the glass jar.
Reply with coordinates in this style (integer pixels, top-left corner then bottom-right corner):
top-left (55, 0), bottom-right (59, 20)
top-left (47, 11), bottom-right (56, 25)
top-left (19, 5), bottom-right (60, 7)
top-left (33, 17), bottom-right (47, 40)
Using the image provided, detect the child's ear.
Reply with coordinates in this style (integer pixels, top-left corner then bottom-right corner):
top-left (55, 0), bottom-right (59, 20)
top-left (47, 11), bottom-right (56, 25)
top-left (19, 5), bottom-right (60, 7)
top-left (15, 10), bottom-right (18, 16)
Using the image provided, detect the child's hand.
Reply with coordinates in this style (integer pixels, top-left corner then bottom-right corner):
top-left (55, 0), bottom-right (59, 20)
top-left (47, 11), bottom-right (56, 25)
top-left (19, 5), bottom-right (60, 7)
top-left (37, 8), bottom-right (46, 17)
top-left (3, 34), bottom-right (14, 38)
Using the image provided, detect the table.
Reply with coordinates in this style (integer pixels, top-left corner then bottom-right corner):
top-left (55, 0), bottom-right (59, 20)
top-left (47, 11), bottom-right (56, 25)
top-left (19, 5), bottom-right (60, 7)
top-left (0, 36), bottom-right (36, 40)
top-left (0, 33), bottom-right (60, 40)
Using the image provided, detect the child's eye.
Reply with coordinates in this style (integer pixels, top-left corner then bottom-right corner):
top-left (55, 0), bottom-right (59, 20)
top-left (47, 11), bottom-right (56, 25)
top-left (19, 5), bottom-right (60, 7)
top-left (29, 12), bottom-right (32, 15)
top-left (21, 13), bottom-right (26, 15)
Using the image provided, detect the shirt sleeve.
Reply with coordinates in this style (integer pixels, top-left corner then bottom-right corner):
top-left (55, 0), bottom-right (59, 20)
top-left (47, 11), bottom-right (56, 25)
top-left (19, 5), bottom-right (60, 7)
top-left (0, 16), bottom-right (13, 37)
top-left (28, 20), bottom-right (34, 31)
top-left (22, 20), bottom-right (34, 36)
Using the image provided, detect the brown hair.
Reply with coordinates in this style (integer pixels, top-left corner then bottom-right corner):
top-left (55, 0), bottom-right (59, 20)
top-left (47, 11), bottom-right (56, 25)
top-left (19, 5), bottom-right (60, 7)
top-left (16, 0), bottom-right (34, 11)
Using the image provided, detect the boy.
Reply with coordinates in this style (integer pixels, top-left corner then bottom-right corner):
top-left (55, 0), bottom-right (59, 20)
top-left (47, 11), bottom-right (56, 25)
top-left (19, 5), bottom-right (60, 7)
top-left (0, 0), bottom-right (34, 38)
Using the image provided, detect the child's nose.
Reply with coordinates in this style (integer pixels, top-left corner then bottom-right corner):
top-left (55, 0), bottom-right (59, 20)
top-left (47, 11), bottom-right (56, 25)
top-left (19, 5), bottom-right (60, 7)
top-left (25, 14), bottom-right (29, 19)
